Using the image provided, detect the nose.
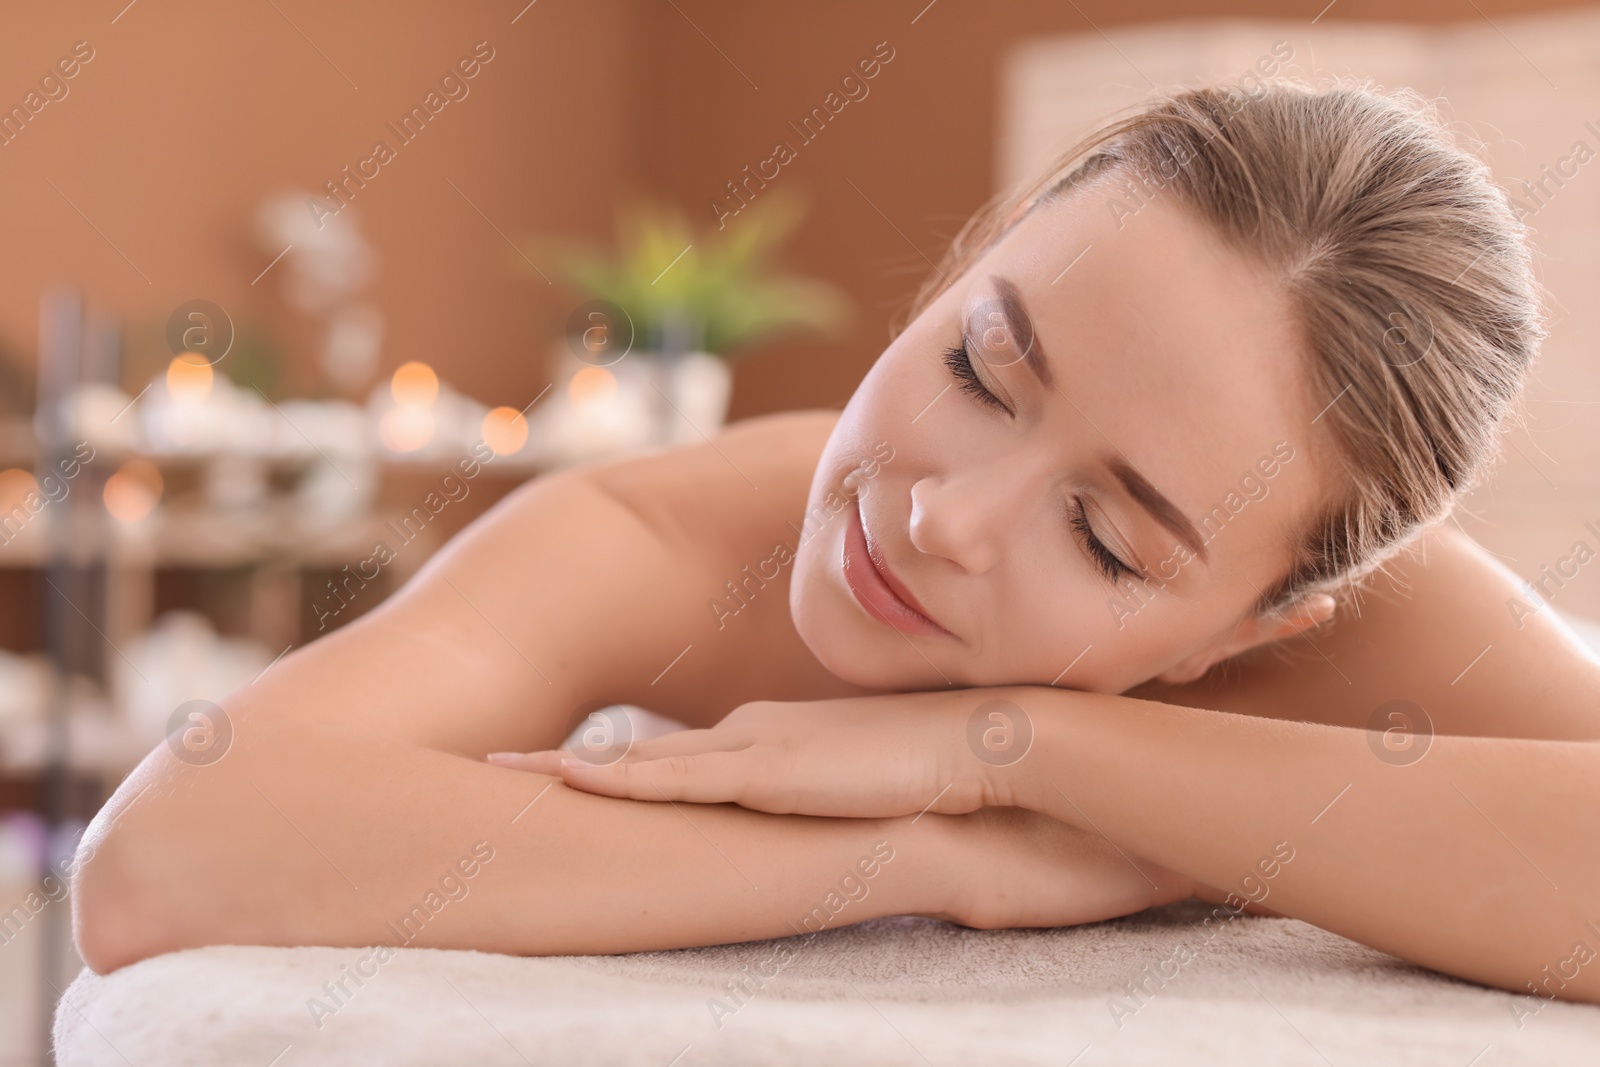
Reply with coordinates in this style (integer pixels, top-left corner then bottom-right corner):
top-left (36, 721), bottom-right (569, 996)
top-left (908, 464), bottom-right (1030, 575)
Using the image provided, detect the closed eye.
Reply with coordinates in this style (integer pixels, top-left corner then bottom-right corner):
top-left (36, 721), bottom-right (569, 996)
top-left (942, 339), bottom-right (1010, 414)
top-left (947, 337), bottom-right (1131, 582)
top-left (1070, 496), bottom-right (1133, 582)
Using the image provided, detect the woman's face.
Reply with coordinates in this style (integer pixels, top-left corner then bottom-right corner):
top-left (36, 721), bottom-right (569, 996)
top-left (789, 180), bottom-right (1332, 695)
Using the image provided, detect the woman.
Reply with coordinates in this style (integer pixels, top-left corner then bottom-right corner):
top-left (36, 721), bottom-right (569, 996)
top-left (74, 81), bottom-right (1600, 1007)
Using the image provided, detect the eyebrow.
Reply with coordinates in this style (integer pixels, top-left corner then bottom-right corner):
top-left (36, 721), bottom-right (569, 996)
top-left (985, 275), bottom-right (1053, 387)
top-left (1104, 455), bottom-right (1211, 564)
top-left (983, 275), bottom-right (1206, 565)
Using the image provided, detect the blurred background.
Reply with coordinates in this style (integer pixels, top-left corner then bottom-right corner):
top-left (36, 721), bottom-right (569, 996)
top-left (3, 1), bottom-right (1599, 1062)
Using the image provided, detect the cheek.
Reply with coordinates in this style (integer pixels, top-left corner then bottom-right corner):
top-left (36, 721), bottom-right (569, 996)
top-left (1095, 588), bottom-right (1227, 692)
top-left (850, 339), bottom-right (941, 427)
top-left (786, 469), bottom-right (852, 634)
top-left (786, 530), bottom-right (873, 685)
top-left (989, 574), bottom-right (1104, 686)
top-left (789, 528), bottom-right (828, 602)
top-left (992, 565), bottom-right (1181, 693)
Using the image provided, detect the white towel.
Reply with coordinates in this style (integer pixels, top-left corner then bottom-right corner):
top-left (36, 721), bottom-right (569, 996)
top-left (53, 901), bottom-right (1600, 1065)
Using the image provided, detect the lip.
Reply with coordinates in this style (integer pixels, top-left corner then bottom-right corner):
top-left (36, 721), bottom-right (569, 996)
top-left (842, 498), bottom-right (950, 637)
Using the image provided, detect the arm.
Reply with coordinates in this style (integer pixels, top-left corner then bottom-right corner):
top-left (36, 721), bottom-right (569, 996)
top-left (995, 685), bottom-right (1600, 1002)
top-left (80, 719), bottom-right (956, 968)
top-left (997, 523), bottom-right (1600, 998)
top-left (529, 680), bottom-right (1600, 1000)
top-left (75, 687), bottom-right (1192, 970)
top-left (527, 524), bottom-right (1600, 1000)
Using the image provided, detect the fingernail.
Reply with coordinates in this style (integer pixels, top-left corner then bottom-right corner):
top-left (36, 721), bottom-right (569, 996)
top-left (487, 752), bottom-right (521, 763)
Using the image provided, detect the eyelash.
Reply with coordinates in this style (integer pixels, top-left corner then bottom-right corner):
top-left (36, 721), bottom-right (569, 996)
top-left (1070, 497), bottom-right (1132, 582)
top-left (942, 338), bottom-right (1132, 583)
top-left (942, 340), bottom-right (1009, 413)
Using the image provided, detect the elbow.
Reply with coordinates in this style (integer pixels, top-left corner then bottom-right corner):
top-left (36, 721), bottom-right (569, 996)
top-left (71, 740), bottom-right (327, 972)
top-left (71, 811), bottom-right (167, 974)
top-left (70, 775), bottom-right (199, 974)
top-left (72, 862), bottom-right (144, 975)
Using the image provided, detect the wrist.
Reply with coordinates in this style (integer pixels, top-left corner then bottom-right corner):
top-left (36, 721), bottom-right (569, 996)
top-left (968, 684), bottom-right (1061, 812)
top-left (883, 810), bottom-right (967, 922)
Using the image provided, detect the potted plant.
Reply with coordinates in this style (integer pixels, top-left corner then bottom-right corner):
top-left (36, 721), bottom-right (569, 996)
top-left (523, 192), bottom-right (851, 455)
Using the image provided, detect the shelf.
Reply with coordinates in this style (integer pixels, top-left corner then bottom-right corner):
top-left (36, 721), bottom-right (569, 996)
top-left (0, 506), bottom-right (442, 569)
top-left (0, 413), bottom-right (559, 476)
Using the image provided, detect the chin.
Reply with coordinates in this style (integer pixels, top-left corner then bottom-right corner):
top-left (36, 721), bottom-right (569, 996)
top-left (789, 540), bottom-right (867, 685)
top-left (789, 600), bottom-right (874, 687)
top-left (789, 541), bottom-right (911, 690)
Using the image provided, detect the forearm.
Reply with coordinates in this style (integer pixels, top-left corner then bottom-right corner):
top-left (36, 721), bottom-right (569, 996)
top-left (991, 684), bottom-right (1600, 1001)
top-left (74, 715), bottom-right (946, 971)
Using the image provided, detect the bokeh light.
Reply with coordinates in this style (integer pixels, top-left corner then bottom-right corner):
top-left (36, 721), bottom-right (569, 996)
top-left (379, 406), bottom-right (436, 452)
top-left (166, 353), bottom-right (214, 400)
top-left (568, 366), bottom-right (617, 409)
top-left (104, 459), bottom-right (164, 523)
top-left (390, 361), bottom-right (439, 408)
top-left (481, 406), bottom-right (528, 456)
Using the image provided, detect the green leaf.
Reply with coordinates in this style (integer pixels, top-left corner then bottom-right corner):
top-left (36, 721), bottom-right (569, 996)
top-left (523, 190), bottom-right (852, 359)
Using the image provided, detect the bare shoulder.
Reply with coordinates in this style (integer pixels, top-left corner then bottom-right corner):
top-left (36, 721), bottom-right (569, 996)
top-left (719, 407), bottom-right (843, 446)
top-left (552, 407), bottom-right (854, 719)
top-left (593, 407), bottom-right (841, 494)
top-left (1136, 522), bottom-right (1600, 740)
top-left (587, 408), bottom-right (841, 548)
top-left (239, 409), bottom-right (845, 753)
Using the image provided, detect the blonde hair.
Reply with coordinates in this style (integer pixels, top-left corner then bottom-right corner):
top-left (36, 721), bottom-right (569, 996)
top-left (905, 80), bottom-right (1544, 616)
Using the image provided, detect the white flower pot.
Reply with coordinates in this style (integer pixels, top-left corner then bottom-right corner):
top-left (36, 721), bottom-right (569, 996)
top-left (540, 346), bottom-right (734, 464)
top-left (660, 351), bottom-right (733, 445)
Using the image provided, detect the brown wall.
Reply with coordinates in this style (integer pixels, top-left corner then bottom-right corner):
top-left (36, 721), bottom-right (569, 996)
top-left (0, 0), bottom-right (638, 410)
top-left (0, 0), bottom-right (1588, 422)
top-left (637, 0), bottom-right (1600, 420)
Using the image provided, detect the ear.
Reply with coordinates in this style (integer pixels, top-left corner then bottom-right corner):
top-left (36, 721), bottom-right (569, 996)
top-left (1154, 594), bottom-right (1337, 686)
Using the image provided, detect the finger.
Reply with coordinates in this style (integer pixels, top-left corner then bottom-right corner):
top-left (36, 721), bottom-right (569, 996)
top-left (487, 728), bottom-right (731, 773)
top-left (557, 750), bottom-right (769, 807)
top-left (486, 750), bottom-right (568, 773)
top-left (567, 727), bottom-right (736, 766)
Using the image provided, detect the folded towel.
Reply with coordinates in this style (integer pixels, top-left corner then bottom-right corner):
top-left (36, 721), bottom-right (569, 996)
top-left (53, 900), bottom-right (1600, 1065)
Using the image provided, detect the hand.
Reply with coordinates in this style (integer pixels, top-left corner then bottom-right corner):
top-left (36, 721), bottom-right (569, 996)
top-left (931, 807), bottom-right (1195, 930)
top-left (486, 690), bottom-right (1032, 820)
